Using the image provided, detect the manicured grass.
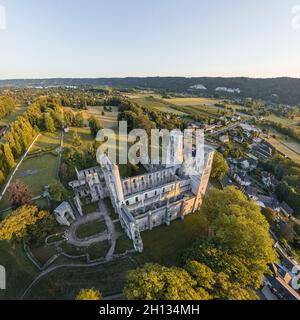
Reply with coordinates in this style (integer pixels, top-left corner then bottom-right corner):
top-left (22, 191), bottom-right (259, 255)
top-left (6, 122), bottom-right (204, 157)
top-left (115, 235), bottom-right (133, 254)
top-left (0, 153), bottom-right (59, 211)
top-left (0, 241), bottom-right (39, 300)
top-left (26, 258), bottom-right (136, 300)
top-left (30, 132), bottom-right (61, 153)
top-left (104, 198), bottom-right (119, 220)
top-left (76, 219), bottom-right (107, 239)
top-left (136, 212), bottom-right (209, 267)
top-left (88, 241), bottom-right (110, 260)
top-left (82, 203), bottom-right (99, 214)
top-left (13, 154), bottom-right (59, 196)
top-left (63, 127), bottom-right (93, 149)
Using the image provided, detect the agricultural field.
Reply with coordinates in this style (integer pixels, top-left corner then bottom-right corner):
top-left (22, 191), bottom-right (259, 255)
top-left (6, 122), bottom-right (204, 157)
top-left (130, 96), bottom-right (186, 115)
top-left (265, 114), bottom-right (300, 134)
top-left (162, 97), bottom-right (221, 107)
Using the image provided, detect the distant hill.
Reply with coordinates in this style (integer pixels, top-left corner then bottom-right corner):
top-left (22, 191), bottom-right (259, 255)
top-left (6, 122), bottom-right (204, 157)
top-left (1, 77), bottom-right (300, 105)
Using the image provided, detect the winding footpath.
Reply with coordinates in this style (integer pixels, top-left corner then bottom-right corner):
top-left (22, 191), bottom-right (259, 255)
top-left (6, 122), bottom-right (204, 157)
top-left (20, 200), bottom-right (118, 299)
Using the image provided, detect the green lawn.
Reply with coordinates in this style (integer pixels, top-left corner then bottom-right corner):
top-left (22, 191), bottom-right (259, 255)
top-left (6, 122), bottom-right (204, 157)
top-left (1, 211), bottom-right (209, 300)
top-left (0, 153), bottom-right (59, 211)
top-left (63, 127), bottom-right (93, 149)
top-left (76, 220), bottom-right (107, 239)
top-left (136, 212), bottom-right (209, 267)
top-left (30, 132), bottom-right (61, 154)
top-left (0, 241), bottom-right (39, 300)
top-left (26, 258), bottom-right (136, 300)
top-left (115, 235), bottom-right (133, 254)
top-left (82, 203), bottom-right (99, 214)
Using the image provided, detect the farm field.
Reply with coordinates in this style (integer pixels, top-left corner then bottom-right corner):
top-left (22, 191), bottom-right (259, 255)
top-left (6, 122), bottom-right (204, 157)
top-left (162, 97), bottom-right (221, 107)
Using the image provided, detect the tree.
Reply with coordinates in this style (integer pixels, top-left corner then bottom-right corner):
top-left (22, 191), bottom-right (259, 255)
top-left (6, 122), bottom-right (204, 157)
top-left (211, 152), bottom-right (229, 180)
top-left (0, 169), bottom-right (5, 187)
top-left (3, 143), bottom-right (16, 171)
top-left (76, 289), bottom-right (102, 300)
top-left (89, 116), bottom-right (103, 138)
top-left (261, 208), bottom-right (277, 226)
top-left (49, 180), bottom-right (68, 203)
top-left (196, 187), bottom-right (276, 288)
top-left (72, 131), bottom-right (82, 147)
top-left (44, 113), bottom-right (56, 133)
top-left (123, 263), bottom-right (211, 300)
top-left (8, 180), bottom-right (33, 208)
top-left (26, 211), bottom-right (58, 246)
top-left (74, 112), bottom-right (84, 127)
top-left (0, 205), bottom-right (47, 242)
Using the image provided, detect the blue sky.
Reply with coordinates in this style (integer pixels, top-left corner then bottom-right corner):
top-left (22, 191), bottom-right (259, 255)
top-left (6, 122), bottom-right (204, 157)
top-left (0, 0), bottom-right (299, 79)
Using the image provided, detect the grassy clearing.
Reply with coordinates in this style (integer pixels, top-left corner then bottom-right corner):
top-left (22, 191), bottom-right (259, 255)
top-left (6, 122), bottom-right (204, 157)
top-left (0, 153), bottom-right (59, 211)
top-left (63, 127), bottom-right (93, 149)
top-left (115, 235), bottom-right (133, 254)
top-left (76, 220), bottom-right (107, 239)
top-left (31, 132), bottom-right (61, 153)
top-left (82, 203), bottom-right (99, 214)
top-left (135, 212), bottom-right (208, 267)
top-left (13, 154), bottom-right (58, 196)
top-left (162, 97), bottom-right (220, 107)
top-left (30, 245), bottom-right (57, 265)
top-left (0, 241), bottom-right (39, 300)
top-left (26, 258), bottom-right (136, 300)
top-left (77, 106), bottom-right (118, 129)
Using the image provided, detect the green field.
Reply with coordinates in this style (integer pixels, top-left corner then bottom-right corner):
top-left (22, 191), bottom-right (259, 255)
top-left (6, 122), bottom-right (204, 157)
top-left (76, 220), bottom-right (107, 239)
top-left (0, 242), bottom-right (38, 300)
top-left (63, 127), bottom-right (93, 149)
top-left (86, 106), bottom-right (119, 128)
top-left (0, 132), bottom-right (60, 211)
top-left (162, 97), bottom-right (220, 107)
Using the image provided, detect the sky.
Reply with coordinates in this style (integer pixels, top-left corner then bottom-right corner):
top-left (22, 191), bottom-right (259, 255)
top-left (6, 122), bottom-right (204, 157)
top-left (0, 0), bottom-right (300, 79)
